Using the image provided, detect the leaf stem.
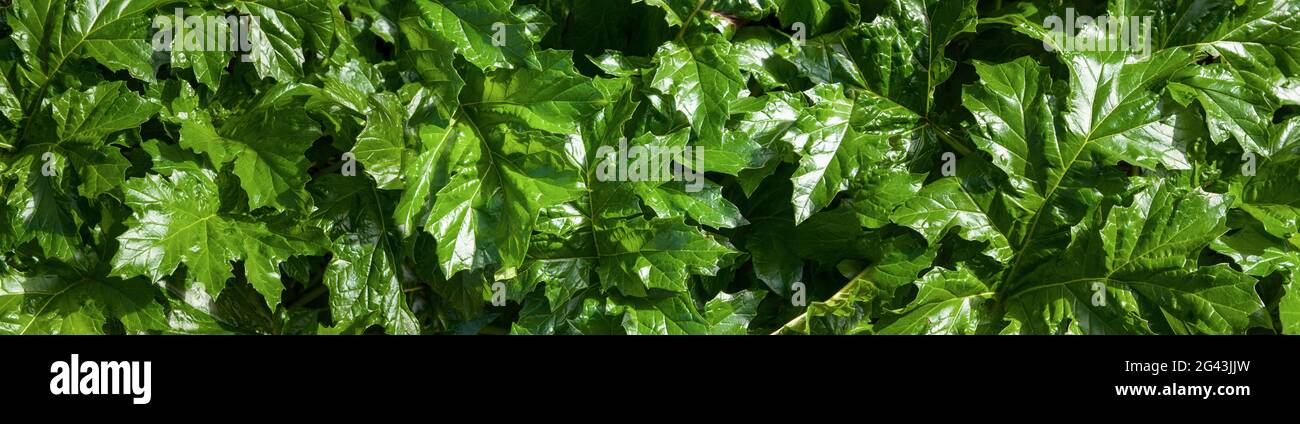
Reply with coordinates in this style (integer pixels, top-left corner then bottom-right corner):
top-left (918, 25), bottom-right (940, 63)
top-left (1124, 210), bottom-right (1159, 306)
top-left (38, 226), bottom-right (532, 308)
top-left (925, 119), bottom-right (976, 157)
top-left (675, 0), bottom-right (708, 41)
top-left (1190, 136), bottom-right (1201, 188)
top-left (288, 284), bottom-right (328, 309)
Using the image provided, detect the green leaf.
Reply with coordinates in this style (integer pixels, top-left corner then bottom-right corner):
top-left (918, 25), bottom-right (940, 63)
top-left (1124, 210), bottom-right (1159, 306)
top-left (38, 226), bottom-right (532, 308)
top-left (465, 50), bottom-right (604, 134)
top-left (1205, 0), bottom-right (1300, 78)
top-left (785, 0), bottom-right (976, 115)
top-left (18, 82), bottom-right (158, 197)
top-left (1170, 62), bottom-right (1279, 156)
top-left (1, 260), bottom-right (166, 335)
top-left (649, 32), bottom-right (746, 148)
top-left (1061, 50), bottom-right (1193, 171)
top-left (712, 92), bottom-right (800, 187)
top-left (1212, 225), bottom-right (1300, 277)
top-left (957, 57), bottom-right (1208, 326)
top-left (616, 292), bottom-right (709, 335)
top-left (516, 213), bottom-right (595, 310)
top-left (309, 175), bottom-right (419, 334)
top-left (892, 177), bottom-right (1014, 262)
top-left (236, 0), bottom-right (335, 82)
top-left (1233, 153), bottom-right (1300, 238)
top-left (636, 0), bottom-right (698, 27)
top-left (3, 153), bottom-right (83, 261)
top-left (1283, 273), bottom-right (1300, 335)
top-left (595, 216), bottom-right (734, 296)
top-left (777, 0), bottom-right (983, 221)
top-left (508, 75), bottom-right (744, 302)
top-left (421, 121), bottom-right (582, 277)
top-left (876, 267), bottom-right (993, 335)
top-left (0, 67), bottom-right (24, 124)
top-left (391, 53), bottom-right (598, 278)
top-left (10, 0), bottom-right (171, 89)
top-left (704, 289), bottom-right (766, 334)
top-left (773, 0), bottom-right (859, 36)
top-left (47, 81), bottom-right (159, 144)
top-left (167, 9), bottom-right (234, 91)
top-left (615, 289), bottom-right (765, 335)
top-left (412, 0), bottom-right (541, 70)
top-left (180, 85), bottom-right (322, 211)
top-left (635, 179), bottom-right (747, 229)
top-left (351, 93), bottom-right (408, 190)
top-left (774, 228), bottom-right (936, 335)
top-left (786, 85), bottom-right (887, 223)
top-left (732, 27), bottom-right (801, 90)
top-left (962, 57), bottom-right (1065, 195)
top-left (1005, 182), bottom-right (1266, 334)
top-left (112, 168), bottom-right (318, 305)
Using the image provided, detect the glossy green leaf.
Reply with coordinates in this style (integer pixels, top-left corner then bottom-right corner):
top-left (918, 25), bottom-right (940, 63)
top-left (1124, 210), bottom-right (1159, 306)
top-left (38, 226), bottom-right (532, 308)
top-left (10, 0), bottom-right (171, 89)
top-left (236, 0), bottom-right (335, 82)
top-left (1283, 273), bottom-right (1300, 334)
top-left (649, 32), bottom-right (746, 148)
top-left (166, 9), bottom-right (234, 91)
top-left (466, 50), bottom-right (604, 134)
top-left (412, 0), bottom-right (540, 70)
top-left (1, 258), bottom-right (166, 335)
top-left (309, 175), bottom-right (419, 334)
top-left (615, 289), bottom-right (765, 335)
top-left (179, 86), bottom-right (321, 211)
top-left (595, 216), bottom-right (734, 296)
top-left (112, 168), bottom-right (320, 305)
top-left (1004, 182), bottom-right (1266, 334)
top-left (892, 177), bottom-right (1014, 262)
top-left (876, 267), bottom-right (992, 335)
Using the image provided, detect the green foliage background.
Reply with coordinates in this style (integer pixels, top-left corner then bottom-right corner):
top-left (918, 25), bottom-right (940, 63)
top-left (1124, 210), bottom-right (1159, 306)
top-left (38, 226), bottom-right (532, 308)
top-left (0, 0), bottom-right (1297, 335)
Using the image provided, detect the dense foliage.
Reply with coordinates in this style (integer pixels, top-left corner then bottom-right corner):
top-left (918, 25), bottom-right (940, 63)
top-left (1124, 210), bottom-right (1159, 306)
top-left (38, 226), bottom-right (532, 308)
top-left (0, 0), bottom-right (1297, 335)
